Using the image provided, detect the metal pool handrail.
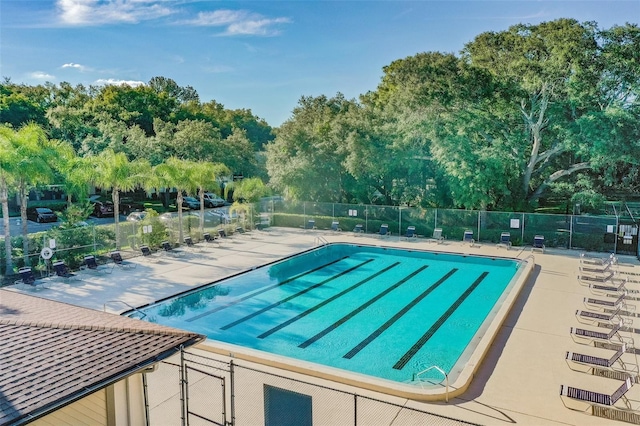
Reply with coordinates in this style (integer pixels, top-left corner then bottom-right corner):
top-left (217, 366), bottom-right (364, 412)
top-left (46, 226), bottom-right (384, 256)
top-left (412, 365), bottom-right (449, 402)
top-left (314, 236), bottom-right (328, 246)
top-left (104, 300), bottom-right (147, 318)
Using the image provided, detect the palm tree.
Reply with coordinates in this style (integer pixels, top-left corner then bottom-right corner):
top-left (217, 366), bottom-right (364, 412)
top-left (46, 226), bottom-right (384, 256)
top-left (55, 146), bottom-right (92, 207)
top-left (3, 124), bottom-right (59, 264)
top-left (189, 161), bottom-right (230, 234)
top-left (0, 125), bottom-right (18, 272)
top-left (230, 177), bottom-right (267, 230)
top-left (154, 157), bottom-right (196, 244)
top-left (88, 149), bottom-right (150, 249)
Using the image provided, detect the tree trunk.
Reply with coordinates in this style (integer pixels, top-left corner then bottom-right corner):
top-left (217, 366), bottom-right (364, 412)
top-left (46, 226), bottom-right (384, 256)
top-left (19, 184), bottom-right (29, 265)
top-left (1, 178), bottom-right (12, 273)
top-left (198, 187), bottom-right (205, 234)
top-left (527, 162), bottom-right (592, 204)
top-left (521, 87), bottom-right (550, 196)
top-left (177, 190), bottom-right (184, 244)
top-left (112, 188), bottom-right (121, 249)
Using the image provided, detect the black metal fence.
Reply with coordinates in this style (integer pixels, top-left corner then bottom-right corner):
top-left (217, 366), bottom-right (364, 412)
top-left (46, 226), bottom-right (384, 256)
top-left (2, 200), bottom-right (638, 281)
top-left (146, 349), bottom-right (481, 426)
top-left (260, 200), bottom-right (639, 257)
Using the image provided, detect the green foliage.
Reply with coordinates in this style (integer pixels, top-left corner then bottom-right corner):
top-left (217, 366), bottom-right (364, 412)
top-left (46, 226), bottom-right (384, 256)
top-left (137, 209), bottom-right (168, 248)
top-left (57, 202), bottom-right (93, 228)
top-left (233, 178), bottom-right (267, 203)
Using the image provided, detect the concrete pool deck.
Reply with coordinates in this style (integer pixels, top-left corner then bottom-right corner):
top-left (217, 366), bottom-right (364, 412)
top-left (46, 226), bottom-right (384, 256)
top-left (5, 227), bottom-right (640, 425)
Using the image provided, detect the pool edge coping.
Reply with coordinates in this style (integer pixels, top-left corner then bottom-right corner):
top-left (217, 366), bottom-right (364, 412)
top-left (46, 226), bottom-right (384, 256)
top-left (186, 244), bottom-right (536, 402)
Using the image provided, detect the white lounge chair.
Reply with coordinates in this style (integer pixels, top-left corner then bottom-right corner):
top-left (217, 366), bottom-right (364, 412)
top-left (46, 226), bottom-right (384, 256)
top-left (588, 278), bottom-right (629, 296)
top-left (581, 253), bottom-right (617, 266)
top-left (463, 230), bottom-right (475, 246)
top-left (566, 343), bottom-right (638, 375)
top-left (579, 270), bottom-right (616, 284)
top-left (378, 224), bottom-right (390, 237)
top-left (576, 307), bottom-right (632, 326)
top-left (532, 235), bottom-right (545, 253)
top-left (570, 320), bottom-right (628, 345)
top-left (496, 232), bottom-right (511, 249)
top-left (583, 292), bottom-right (631, 312)
top-left (427, 228), bottom-right (444, 244)
top-left (402, 226), bottom-right (416, 241)
top-left (560, 377), bottom-right (633, 412)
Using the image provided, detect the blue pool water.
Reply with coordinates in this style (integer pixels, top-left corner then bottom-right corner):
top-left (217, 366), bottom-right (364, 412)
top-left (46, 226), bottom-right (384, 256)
top-left (128, 244), bottom-right (522, 384)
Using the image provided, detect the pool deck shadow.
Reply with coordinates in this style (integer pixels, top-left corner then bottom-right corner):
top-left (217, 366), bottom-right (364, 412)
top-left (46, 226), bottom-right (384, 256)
top-left (5, 227), bottom-right (640, 426)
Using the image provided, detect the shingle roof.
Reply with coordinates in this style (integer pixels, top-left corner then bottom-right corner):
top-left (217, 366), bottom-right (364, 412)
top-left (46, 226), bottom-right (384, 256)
top-left (0, 290), bottom-right (204, 426)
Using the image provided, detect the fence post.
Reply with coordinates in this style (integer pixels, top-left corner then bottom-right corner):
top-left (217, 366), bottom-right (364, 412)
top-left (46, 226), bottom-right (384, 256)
top-left (398, 207), bottom-right (402, 236)
top-left (230, 359), bottom-right (235, 426)
top-left (614, 215), bottom-right (619, 255)
top-left (477, 211), bottom-right (481, 242)
top-left (365, 207), bottom-right (368, 233)
top-left (354, 394), bottom-right (358, 426)
top-left (569, 215), bottom-right (573, 250)
top-left (521, 213), bottom-right (525, 244)
top-left (434, 208), bottom-right (438, 230)
top-left (180, 346), bottom-right (187, 426)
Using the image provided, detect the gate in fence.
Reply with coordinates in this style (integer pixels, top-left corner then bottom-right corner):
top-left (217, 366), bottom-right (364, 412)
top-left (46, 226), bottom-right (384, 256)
top-left (148, 348), bottom-right (481, 426)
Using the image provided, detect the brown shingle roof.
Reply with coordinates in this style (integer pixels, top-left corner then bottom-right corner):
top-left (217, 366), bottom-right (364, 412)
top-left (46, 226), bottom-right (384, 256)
top-left (0, 290), bottom-right (204, 425)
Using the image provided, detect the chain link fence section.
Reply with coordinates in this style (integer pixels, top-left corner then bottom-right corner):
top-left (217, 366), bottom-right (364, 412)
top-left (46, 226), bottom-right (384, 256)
top-left (231, 360), bottom-right (480, 426)
top-left (146, 349), bottom-right (481, 426)
top-left (182, 351), bottom-right (232, 426)
top-left (355, 394), bottom-right (481, 426)
top-left (233, 363), bottom-right (356, 426)
top-left (264, 200), bottom-right (636, 256)
top-left (146, 358), bottom-right (183, 425)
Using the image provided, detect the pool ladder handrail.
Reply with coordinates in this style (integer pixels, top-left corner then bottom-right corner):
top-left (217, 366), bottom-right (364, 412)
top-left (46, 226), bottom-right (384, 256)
top-left (104, 300), bottom-right (147, 318)
top-left (314, 236), bottom-right (328, 246)
top-left (412, 365), bottom-right (449, 402)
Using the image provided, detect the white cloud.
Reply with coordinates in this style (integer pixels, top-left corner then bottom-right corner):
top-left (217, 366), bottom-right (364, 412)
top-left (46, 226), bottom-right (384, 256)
top-left (192, 10), bottom-right (246, 26)
top-left (95, 78), bottom-right (145, 87)
top-left (187, 9), bottom-right (291, 36)
top-left (56, 0), bottom-right (173, 26)
top-left (61, 62), bottom-right (90, 72)
top-left (30, 71), bottom-right (55, 80)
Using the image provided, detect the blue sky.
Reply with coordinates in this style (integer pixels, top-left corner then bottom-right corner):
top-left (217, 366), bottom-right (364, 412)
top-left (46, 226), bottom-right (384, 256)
top-left (1, 1), bottom-right (638, 127)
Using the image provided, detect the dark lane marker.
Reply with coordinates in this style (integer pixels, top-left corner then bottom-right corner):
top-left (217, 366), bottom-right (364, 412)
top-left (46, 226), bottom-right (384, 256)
top-left (298, 265), bottom-right (429, 349)
top-left (343, 268), bottom-right (458, 359)
top-left (393, 271), bottom-right (489, 370)
top-left (186, 257), bottom-right (348, 322)
top-left (258, 262), bottom-right (401, 339)
top-left (221, 259), bottom-right (374, 330)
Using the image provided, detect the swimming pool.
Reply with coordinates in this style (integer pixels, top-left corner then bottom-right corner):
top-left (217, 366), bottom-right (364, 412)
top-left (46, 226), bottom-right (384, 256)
top-left (128, 243), bottom-right (532, 400)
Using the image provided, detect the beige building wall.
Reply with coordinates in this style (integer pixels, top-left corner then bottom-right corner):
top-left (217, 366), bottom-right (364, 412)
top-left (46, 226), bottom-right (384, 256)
top-left (31, 388), bottom-right (107, 426)
top-left (108, 374), bottom-right (147, 426)
top-left (30, 373), bottom-right (148, 426)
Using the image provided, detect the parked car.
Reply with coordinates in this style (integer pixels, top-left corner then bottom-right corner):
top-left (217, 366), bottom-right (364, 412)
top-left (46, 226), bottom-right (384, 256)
top-left (181, 196), bottom-right (200, 210)
top-left (91, 200), bottom-right (114, 217)
top-left (119, 197), bottom-right (145, 215)
top-left (203, 192), bottom-right (226, 208)
top-left (188, 210), bottom-right (230, 225)
top-left (26, 207), bottom-right (58, 223)
top-left (126, 211), bottom-right (147, 222)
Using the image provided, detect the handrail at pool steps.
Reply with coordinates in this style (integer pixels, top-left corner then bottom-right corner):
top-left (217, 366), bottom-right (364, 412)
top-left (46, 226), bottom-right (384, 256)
top-left (104, 300), bottom-right (147, 318)
top-left (314, 236), bottom-right (328, 246)
top-left (412, 365), bottom-right (449, 402)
